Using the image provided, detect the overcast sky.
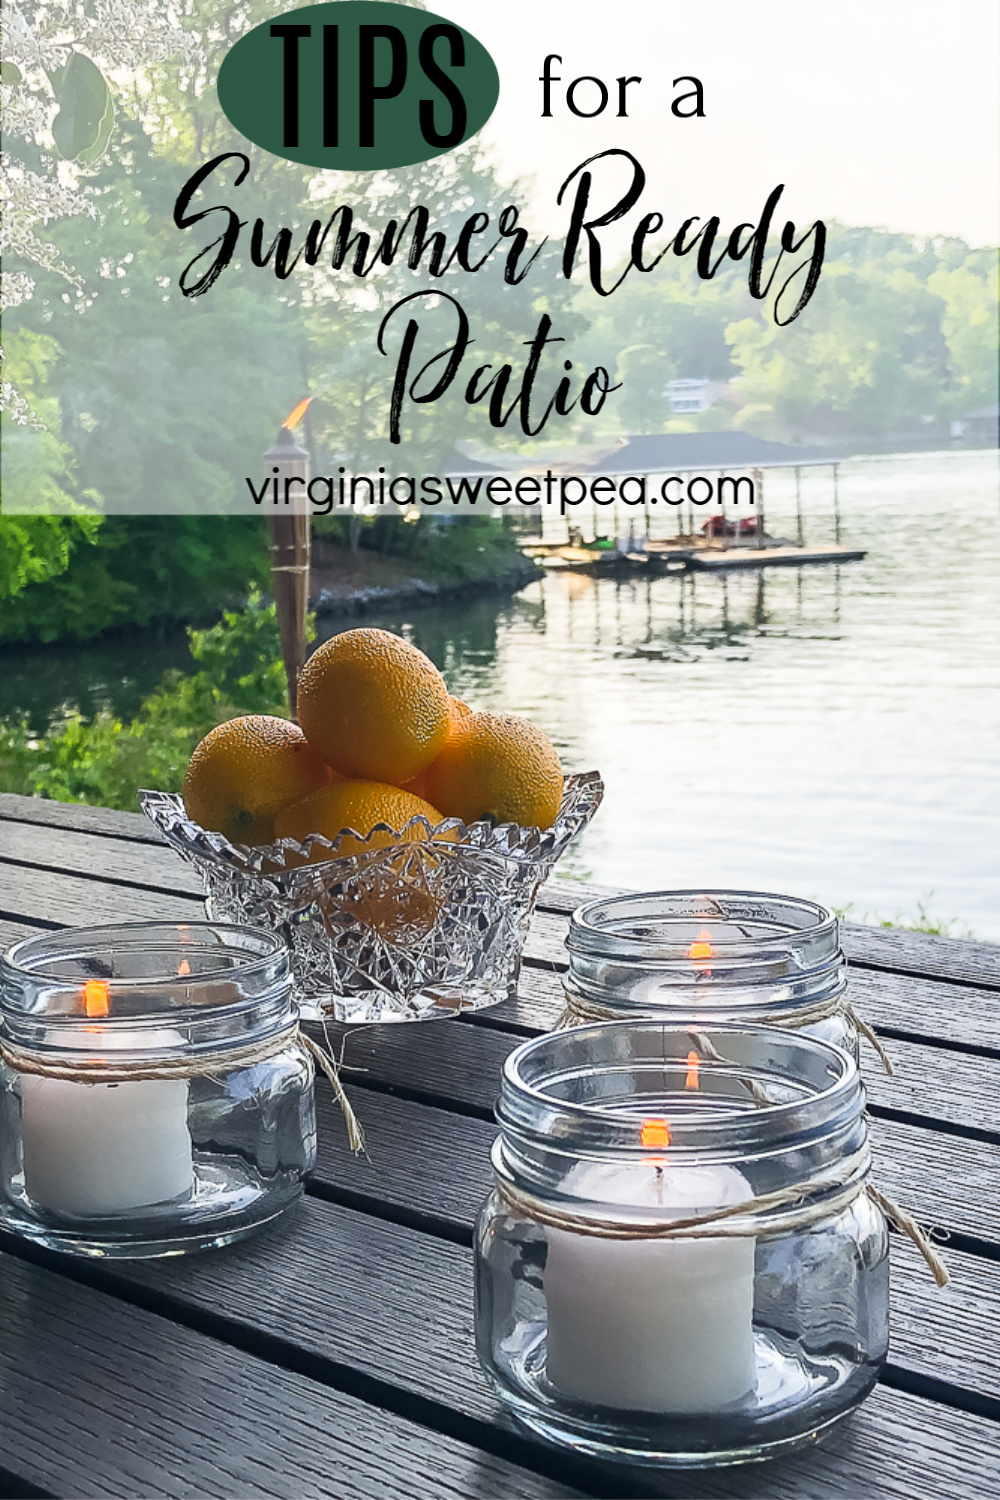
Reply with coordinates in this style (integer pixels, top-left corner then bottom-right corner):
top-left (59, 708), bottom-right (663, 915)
top-left (444, 0), bottom-right (1000, 247)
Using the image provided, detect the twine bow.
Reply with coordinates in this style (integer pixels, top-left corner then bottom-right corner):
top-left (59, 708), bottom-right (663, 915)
top-left (555, 990), bottom-right (895, 1076)
top-left (496, 1161), bottom-right (948, 1286)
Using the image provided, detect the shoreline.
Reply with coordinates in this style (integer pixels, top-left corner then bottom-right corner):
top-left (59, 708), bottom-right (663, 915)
top-left (309, 558), bottom-right (542, 619)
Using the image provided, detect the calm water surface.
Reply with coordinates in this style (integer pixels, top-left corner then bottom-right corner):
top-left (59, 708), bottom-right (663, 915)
top-left (370, 450), bottom-right (1000, 938)
top-left (5, 451), bottom-right (998, 937)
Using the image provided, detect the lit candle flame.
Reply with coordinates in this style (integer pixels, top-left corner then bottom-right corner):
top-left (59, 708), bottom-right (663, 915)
top-left (640, 1117), bottom-right (671, 1150)
top-left (688, 928), bottom-right (714, 961)
top-left (685, 1050), bottom-right (700, 1090)
top-left (282, 397), bottom-right (313, 430)
top-left (83, 980), bottom-right (110, 1018)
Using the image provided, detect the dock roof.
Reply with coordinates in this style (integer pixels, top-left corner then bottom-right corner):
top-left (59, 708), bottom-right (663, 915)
top-left (590, 433), bottom-right (830, 472)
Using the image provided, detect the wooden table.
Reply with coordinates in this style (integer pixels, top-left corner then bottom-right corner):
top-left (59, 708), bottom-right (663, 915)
top-left (0, 790), bottom-right (998, 1499)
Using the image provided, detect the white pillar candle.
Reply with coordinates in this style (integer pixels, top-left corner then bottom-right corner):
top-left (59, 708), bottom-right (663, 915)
top-left (544, 1156), bottom-right (756, 1412)
top-left (20, 1000), bottom-right (193, 1218)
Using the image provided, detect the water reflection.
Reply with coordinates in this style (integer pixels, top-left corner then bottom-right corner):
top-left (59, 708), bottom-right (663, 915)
top-left (3, 451), bottom-right (997, 937)
top-left (0, 630), bottom-right (192, 733)
top-left (335, 452), bottom-right (1000, 937)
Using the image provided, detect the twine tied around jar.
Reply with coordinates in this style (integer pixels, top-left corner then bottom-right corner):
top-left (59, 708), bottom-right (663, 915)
top-left (554, 990), bottom-right (895, 1076)
top-left (495, 1156), bottom-right (949, 1286)
top-left (0, 1026), bottom-right (364, 1153)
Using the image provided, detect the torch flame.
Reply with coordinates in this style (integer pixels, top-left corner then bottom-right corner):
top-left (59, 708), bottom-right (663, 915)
top-left (83, 979), bottom-right (110, 1018)
top-left (640, 1117), bottom-right (671, 1150)
top-left (688, 928), bottom-right (714, 962)
top-left (685, 1050), bottom-right (701, 1090)
top-left (282, 397), bottom-right (313, 430)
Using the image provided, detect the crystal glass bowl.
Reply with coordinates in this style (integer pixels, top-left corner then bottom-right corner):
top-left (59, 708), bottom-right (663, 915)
top-left (142, 773), bottom-right (602, 1023)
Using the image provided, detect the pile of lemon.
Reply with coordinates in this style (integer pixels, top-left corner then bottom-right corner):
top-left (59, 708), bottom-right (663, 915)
top-left (183, 627), bottom-right (564, 858)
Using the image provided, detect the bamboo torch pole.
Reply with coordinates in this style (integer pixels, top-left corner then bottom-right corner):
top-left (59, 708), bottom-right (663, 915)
top-left (265, 404), bottom-right (312, 719)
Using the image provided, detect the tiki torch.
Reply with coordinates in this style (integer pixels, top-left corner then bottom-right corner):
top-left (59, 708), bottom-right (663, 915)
top-left (265, 398), bottom-right (312, 719)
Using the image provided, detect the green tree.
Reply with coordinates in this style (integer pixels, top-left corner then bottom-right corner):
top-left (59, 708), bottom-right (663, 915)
top-left (928, 252), bottom-right (999, 414)
top-left (0, 591), bottom-right (290, 805)
top-left (0, 516), bottom-right (270, 643)
top-left (725, 260), bottom-right (952, 440)
top-left (0, 327), bottom-right (101, 611)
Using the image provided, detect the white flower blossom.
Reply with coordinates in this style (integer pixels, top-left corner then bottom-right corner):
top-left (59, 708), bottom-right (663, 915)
top-left (1, 3), bottom-right (199, 414)
top-left (1, 271), bottom-right (37, 314)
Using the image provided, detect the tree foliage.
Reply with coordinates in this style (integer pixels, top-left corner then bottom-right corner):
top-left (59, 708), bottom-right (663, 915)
top-left (1, 5), bottom-right (996, 649)
top-left (0, 590), bottom-right (291, 805)
top-left (0, 516), bottom-right (270, 642)
top-left (579, 225), bottom-right (997, 442)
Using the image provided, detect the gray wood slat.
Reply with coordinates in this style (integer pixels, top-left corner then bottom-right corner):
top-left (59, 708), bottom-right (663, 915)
top-left (93, 1195), bottom-right (1000, 1499)
top-left (841, 923), bottom-right (1000, 991)
top-left (0, 792), bottom-right (158, 844)
top-left (0, 1250), bottom-right (579, 1500)
top-left (3, 795), bottom-right (997, 988)
top-left (0, 818), bottom-right (205, 898)
top-left (0, 858), bottom-right (203, 928)
top-left (505, 966), bottom-right (1000, 1135)
top-left (849, 967), bottom-right (1000, 1056)
top-left (329, 1017), bottom-right (1000, 1244)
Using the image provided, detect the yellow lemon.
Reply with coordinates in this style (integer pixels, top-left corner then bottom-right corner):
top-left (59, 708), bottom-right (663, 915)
top-left (416, 711), bottom-right (564, 830)
top-left (274, 778), bottom-right (446, 861)
top-left (183, 715), bottom-right (332, 845)
top-left (297, 628), bottom-right (451, 785)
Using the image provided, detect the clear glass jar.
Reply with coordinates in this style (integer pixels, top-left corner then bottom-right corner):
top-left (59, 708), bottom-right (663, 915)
top-left (0, 922), bottom-right (316, 1258)
top-left (475, 1020), bottom-right (888, 1467)
top-left (565, 891), bottom-right (856, 1058)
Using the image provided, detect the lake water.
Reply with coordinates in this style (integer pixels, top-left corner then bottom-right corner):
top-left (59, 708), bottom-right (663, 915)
top-left (4, 450), bottom-right (998, 938)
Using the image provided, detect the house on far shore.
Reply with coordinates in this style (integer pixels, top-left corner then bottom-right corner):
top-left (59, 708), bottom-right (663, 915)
top-left (665, 378), bottom-right (717, 415)
top-left (953, 405), bottom-right (1000, 447)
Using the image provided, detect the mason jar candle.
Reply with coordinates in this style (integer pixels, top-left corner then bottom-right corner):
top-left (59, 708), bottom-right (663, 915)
top-left (0, 922), bottom-right (316, 1257)
top-left (563, 890), bottom-right (869, 1061)
top-left (475, 1020), bottom-right (889, 1467)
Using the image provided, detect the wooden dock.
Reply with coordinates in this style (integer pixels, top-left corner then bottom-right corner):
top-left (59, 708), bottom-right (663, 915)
top-left (687, 543), bottom-right (866, 571)
top-left (521, 540), bottom-right (865, 574)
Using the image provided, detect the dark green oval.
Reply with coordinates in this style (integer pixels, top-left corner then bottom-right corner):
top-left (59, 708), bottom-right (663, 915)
top-left (217, 2), bottom-right (499, 171)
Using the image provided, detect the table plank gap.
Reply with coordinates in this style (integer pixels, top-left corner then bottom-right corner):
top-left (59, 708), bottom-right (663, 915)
top-left (0, 794), bottom-right (161, 845)
top-left (0, 1465), bottom-right (53, 1500)
top-left (879, 1363), bottom-right (1000, 1426)
top-left (0, 1244), bottom-right (585, 1500)
top-left (2, 1201), bottom-right (998, 1500)
top-left (866, 1103), bottom-right (1000, 1149)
